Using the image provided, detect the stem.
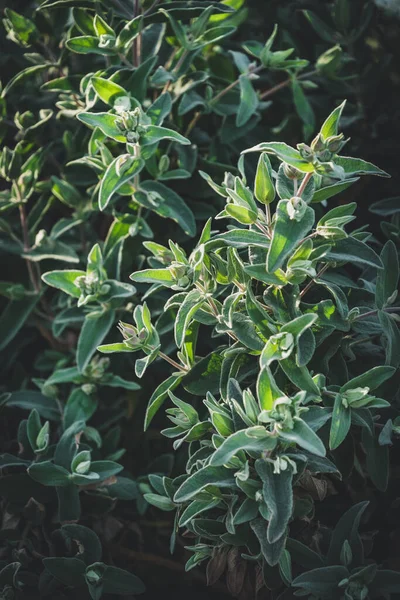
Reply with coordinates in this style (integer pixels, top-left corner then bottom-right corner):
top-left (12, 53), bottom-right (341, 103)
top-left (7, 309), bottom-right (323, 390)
top-left (119, 53), bottom-right (135, 68)
top-left (210, 64), bottom-right (264, 106)
top-left (159, 351), bottom-right (187, 372)
top-left (133, 143), bottom-right (141, 192)
top-left (185, 67), bottom-right (315, 139)
top-left (184, 110), bottom-right (202, 137)
top-left (19, 204), bottom-right (40, 293)
top-left (164, 47), bottom-right (179, 71)
top-left (162, 49), bottom-right (189, 93)
top-left (300, 263), bottom-right (330, 299)
top-left (133, 0), bottom-right (142, 67)
top-left (260, 69), bottom-right (318, 100)
top-left (255, 221), bottom-right (271, 239)
top-left (353, 307), bottom-right (400, 321)
top-left (297, 172), bottom-right (313, 197)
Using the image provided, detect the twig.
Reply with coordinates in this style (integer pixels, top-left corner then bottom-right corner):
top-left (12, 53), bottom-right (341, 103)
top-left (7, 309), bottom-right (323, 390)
top-left (260, 69), bottom-right (318, 100)
top-left (133, 0), bottom-right (142, 67)
top-left (162, 49), bottom-right (189, 94)
top-left (158, 351), bottom-right (188, 372)
top-left (300, 264), bottom-right (330, 299)
top-left (184, 110), bottom-right (202, 137)
top-left (184, 68), bottom-right (317, 138)
top-left (297, 172), bottom-right (313, 197)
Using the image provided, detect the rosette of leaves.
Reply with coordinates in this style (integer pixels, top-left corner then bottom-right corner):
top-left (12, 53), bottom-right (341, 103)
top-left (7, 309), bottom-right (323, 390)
top-left (103, 103), bottom-right (400, 594)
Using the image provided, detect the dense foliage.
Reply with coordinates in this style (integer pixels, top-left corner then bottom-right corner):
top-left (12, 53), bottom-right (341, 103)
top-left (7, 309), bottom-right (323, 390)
top-left (1, 1), bottom-right (400, 599)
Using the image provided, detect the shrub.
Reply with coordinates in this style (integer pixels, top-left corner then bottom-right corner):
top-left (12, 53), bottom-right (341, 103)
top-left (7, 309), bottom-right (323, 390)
top-left (105, 103), bottom-right (400, 597)
top-left (1, 1), bottom-right (400, 599)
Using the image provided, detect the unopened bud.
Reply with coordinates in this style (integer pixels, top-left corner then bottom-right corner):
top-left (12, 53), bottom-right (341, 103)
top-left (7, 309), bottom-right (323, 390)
top-left (283, 163), bottom-right (302, 180)
top-left (311, 133), bottom-right (325, 152)
top-left (297, 143), bottom-right (314, 162)
top-left (326, 133), bottom-right (346, 153)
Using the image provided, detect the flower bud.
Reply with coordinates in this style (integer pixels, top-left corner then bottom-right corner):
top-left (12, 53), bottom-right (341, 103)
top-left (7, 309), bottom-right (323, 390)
top-left (326, 133), bottom-right (346, 153)
top-left (311, 133), bottom-right (326, 152)
top-left (283, 163), bottom-right (302, 180)
top-left (297, 143), bottom-right (314, 162)
top-left (287, 196), bottom-right (307, 221)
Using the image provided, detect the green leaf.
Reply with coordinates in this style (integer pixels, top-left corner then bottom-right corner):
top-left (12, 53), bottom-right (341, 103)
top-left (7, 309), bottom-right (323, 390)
top-left (141, 125), bottom-right (190, 146)
top-left (6, 391), bottom-right (60, 421)
top-left (327, 501), bottom-right (368, 565)
top-left (77, 310), bottom-right (115, 372)
top-left (320, 101), bottom-right (346, 139)
top-left (51, 176), bottom-right (82, 208)
top-left (236, 75), bottom-right (258, 127)
top-left (205, 229), bottom-right (270, 250)
top-left (145, 375), bottom-right (183, 430)
top-left (256, 459), bottom-right (293, 543)
top-left (41, 270), bottom-right (84, 297)
top-left (334, 156), bottom-right (390, 178)
top-left (62, 524), bottom-right (102, 564)
top-left (130, 268), bottom-right (175, 286)
top-left (325, 237), bottom-right (383, 269)
top-left (279, 418), bottom-right (326, 457)
top-left (64, 388), bottom-right (97, 430)
top-left (210, 428), bottom-right (277, 466)
top-left (250, 518), bottom-right (286, 566)
top-left (90, 460), bottom-right (123, 481)
top-left (281, 314), bottom-right (317, 339)
top-left (174, 465), bottom-right (236, 502)
top-left (77, 112), bottom-right (125, 142)
top-left (362, 428), bottom-right (389, 492)
top-left (267, 200), bottom-right (314, 272)
top-left (179, 499), bottom-right (221, 527)
top-left (43, 558), bottom-right (85, 587)
top-left (105, 375), bottom-right (140, 391)
top-left (243, 142), bottom-right (315, 172)
top-left (175, 290), bottom-right (204, 347)
top-left (66, 35), bottom-right (116, 55)
top-left (182, 352), bottom-right (223, 396)
top-left (257, 367), bottom-right (282, 411)
top-left (1, 64), bottom-right (55, 97)
top-left (280, 357), bottom-right (320, 395)
top-left (0, 294), bottom-right (40, 351)
top-left (312, 178), bottom-right (359, 203)
top-left (303, 10), bottom-right (339, 43)
top-left (329, 394), bottom-right (351, 450)
top-left (143, 493), bottom-right (175, 511)
top-left (370, 571), bottom-right (400, 596)
top-left (28, 461), bottom-right (71, 486)
top-left (292, 565), bottom-right (349, 596)
top-left (27, 408), bottom-right (41, 451)
top-left (140, 181), bottom-right (196, 236)
top-left (99, 155), bottom-right (144, 211)
top-left (102, 565), bottom-right (145, 595)
top-left (91, 76), bottom-right (128, 105)
top-left (376, 241), bottom-right (399, 309)
top-left (225, 204), bottom-right (258, 224)
top-left (378, 311), bottom-right (400, 368)
top-left (369, 196), bottom-right (400, 216)
top-left (198, 24), bottom-right (236, 46)
top-left (97, 342), bottom-right (133, 354)
top-left (340, 365), bottom-right (395, 392)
